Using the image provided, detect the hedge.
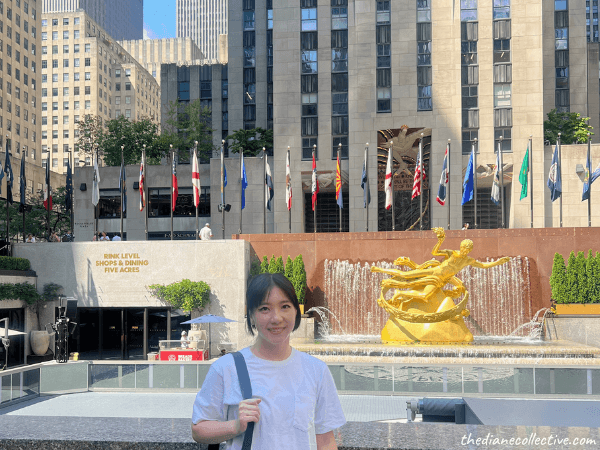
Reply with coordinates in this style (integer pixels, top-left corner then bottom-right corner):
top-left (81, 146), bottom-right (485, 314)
top-left (0, 256), bottom-right (31, 271)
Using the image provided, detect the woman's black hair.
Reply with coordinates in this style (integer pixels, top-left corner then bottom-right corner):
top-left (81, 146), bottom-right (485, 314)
top-left (246, 273), bottom-right (302, 335)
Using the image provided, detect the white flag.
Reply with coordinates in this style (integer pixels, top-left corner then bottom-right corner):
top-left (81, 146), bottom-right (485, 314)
top-left (285, 149), bottom-right (292, 210)
top-left (92, 152), bottom-right (101, 206)
top-left (192, 149), bottom-right (201, 207)
top-left (491, 150), bottom-right (501, 206)
top-left (384, 149), bottom-right (393, 210)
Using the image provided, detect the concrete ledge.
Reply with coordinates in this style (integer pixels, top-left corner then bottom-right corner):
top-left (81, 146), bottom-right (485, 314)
top-left (1, 416), bottom-right (600, 450)
top-left (545, 317), bottom-right (600, 348)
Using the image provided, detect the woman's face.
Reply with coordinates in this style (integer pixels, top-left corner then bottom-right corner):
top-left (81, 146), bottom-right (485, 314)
top-left (252, 286), bottom-right (296, 347)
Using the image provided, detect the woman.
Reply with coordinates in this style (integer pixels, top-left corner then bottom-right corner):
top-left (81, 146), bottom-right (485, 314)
top-left (192, 273), bottom-right (345, 449)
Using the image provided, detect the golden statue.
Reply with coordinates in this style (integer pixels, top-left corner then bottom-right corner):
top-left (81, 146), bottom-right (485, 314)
top-left (371, 228), bottom-right (510, 343)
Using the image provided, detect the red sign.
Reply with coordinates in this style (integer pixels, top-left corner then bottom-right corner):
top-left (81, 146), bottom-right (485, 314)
top-left (159, 350), bottom-right (208, 361)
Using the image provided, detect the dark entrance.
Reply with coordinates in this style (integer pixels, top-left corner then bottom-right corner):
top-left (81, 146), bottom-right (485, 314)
top-left (0, 308), bottom-right (24, 368)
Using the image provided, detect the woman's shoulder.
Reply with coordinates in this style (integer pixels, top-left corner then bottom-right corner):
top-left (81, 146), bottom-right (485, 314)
top-left (294, 348), bottom-right (329, 371)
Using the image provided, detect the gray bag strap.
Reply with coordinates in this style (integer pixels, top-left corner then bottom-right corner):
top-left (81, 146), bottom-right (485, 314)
top-left (207, 351), bottom-right (254, 450)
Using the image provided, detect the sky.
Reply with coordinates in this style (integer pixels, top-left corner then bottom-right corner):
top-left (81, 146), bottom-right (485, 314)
top-left (143, 0), bottom-right (177, 39)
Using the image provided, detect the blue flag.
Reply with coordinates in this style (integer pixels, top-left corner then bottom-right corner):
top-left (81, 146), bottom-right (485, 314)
top-left (241, 153), bottom-right (248, 209)
top-left (65, 158), bottom-right (72, 211)
top-left (20, 155), bottom-right (26, 206)
top-left (547, 144), bottom-right (562, 202)
top-left (5, 142), bottom-right (13, 205)
top-left (461, 149), bottom-right (474, 206)
top-left (582, 150), bottom-right (592, 201)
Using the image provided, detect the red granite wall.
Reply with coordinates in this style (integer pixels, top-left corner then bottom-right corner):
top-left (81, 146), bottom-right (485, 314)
top-left (235, 227), bottom-right (600, 321)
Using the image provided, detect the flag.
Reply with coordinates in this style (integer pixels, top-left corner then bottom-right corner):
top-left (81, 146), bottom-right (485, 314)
top-left (192, 149), bottom-right (200, 208)
top-left (265, 155), bottom-right (274, 211)
top-left (241, 152), bottom-right (248, 209)
top-left (384, 149), bottom-right (393, 209)
top-left (43, 157), bottom-right (52, 210)
top-left (139, 151), bottom-right (146, 211)
top-left (65, 157), bottom-right (72, 211)
top-left (582, 148), bottom-right (592, 201)
top-left (411, 146), bottom-right (425, 199)
top-left (518, 145), bottom-right (529, 201)
top-left (591, 161), bottom-right (600, 184)
top-left (461, 149), bottom-right (474, 205)
top-left (224, 165), bottom-right (227, 187)
top-left (0, 145), bottom-right (4, 195)
top-left (361, 148), bottom-right (371, 207)
top-left (5, 144), bottom-right (13, 205)
top-left (285, 150), bottom-right (292, 210)
top-left (92, 152), bottom-right (100, 206)
top-left (491, 150), bottom-right (501, 206)
top-left (335, 153), bottom-right (343, 209)
top-left (436, 144), bottom-right (449, 205)
top-left (119, 158), bottom-right (126, 212)
top-left (311, 152), bottom-right (319, 211)
top-left (547, 143), bottom-right (562, 202)
top-left (19, 155), bottom-right (26, 206)
top-left (171, 154), bottom-right (178, 211)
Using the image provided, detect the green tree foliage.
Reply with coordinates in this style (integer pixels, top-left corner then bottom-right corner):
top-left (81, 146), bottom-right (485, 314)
top-left (148, 279), bottom-right (211, 313)
top-left (550, 252), bottom-right (567, 304)
top-left (272, 256), bottom-right (285, 274)
top-left (0, 186), bottom-right (72, 241)
top-left (544, 109), bottom-right (593, 145)
top-left (291, 254), bottom-right (307, 305)
top-left (0, 282), bottom-right (40, 305)
top-left (575, 251), bottom-right (587, 303)
top-left (585, 250), bottom-right (599, 304)
top-left (225, 128), bottom-right (274, 156)
top-left (564, 251), bottom-right (577, 303)
top-left (163, 99), bottom-right (215, 163)
top-left (284, 256), bottom-right (294, 279)
top-left (259, 255), bottom-right (269, 274)
top-left (0, 256), bottom-right (31, 270)
top-left (250, 258), bottom-right (261, 277)
top-left (75, 115), bottom-right (105, 158)
top-left (101, 116), bottom-right (169, 166)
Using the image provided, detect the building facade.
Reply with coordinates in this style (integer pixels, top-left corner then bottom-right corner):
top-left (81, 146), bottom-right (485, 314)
top-left (176, 0), bottom-right (227, 63)
top-left (41, 0), bottom-right (143, 41)
top-left (118, 37), bottom-right (204, 87)
top-left (40, 11), bottom-right (160, 174)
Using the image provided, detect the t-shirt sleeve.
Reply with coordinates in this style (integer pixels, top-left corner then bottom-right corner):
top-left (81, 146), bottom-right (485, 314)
top-left (192, 364), bottom-right (227, 424)
top-left (314, 364), bottom-right (346, 435)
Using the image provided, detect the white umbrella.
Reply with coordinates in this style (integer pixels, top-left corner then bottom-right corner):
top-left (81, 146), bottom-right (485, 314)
top-left (181, 315), bottom-right (237, 359)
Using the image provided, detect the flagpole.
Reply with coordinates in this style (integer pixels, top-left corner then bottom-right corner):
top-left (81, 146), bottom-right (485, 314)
top-left (70, 149), bottom-right (74, 234)
top-left (94, 148), bottom-right (98, 240)
top-left (142, 144), bottom-right (148, 240)
top-left (337, 143), bottom-right (342, 232)
top-left (419, 134), bottom-right (423, 231)
top-left (588, 133), bottom-right (591, 227)
top-left (558, 133), bottom-right (562, 228)
top-left (263, 147), bottom-right (267, 234)
top-left (46, 152), bottom-right (50, 240)
top-left (120, 145), bottom-right (124, 240)
top-left (447, 140), bottom-right (451, 230)
top-left (5, 137), bottom-right (9, 245)
top-left (221, 140), bottom-right (225, 239)
top-left (391, 141), bottom-right (395, 231)
top-left (473, 138), bottom-right (478, 229)
top-left (194, 141), bottom-right (199, 240)
top-left (21, 151), bottom-right (25, 243)
top-left (365, 143), bottom-right (369, 232)
top-left (170, 144), bottom-right (174, 240)
top-left (529, 136), bottom-right (533, 228)
top-left (239, 150), bottom-right (243, 235)
top-left (287, 146), bottom-right (291, 234)
top-left (499, 137), bottom-right (505, 228)
top-left (313, 145), bottom-right (317, 233)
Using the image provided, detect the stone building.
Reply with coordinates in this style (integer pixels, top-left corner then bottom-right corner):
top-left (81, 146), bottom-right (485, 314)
top-left (40, 11), bottom-right (160, 174)
top-left (41, 0), bottom-right (143, 41)
top-left (176, 0), bottom-right (228, 63)
top-left (118, 37), bottom-right (204, 87)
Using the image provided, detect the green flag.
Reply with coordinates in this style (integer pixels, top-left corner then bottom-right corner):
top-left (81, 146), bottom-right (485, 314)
top-left (519, 145), bottom-right (529, 200)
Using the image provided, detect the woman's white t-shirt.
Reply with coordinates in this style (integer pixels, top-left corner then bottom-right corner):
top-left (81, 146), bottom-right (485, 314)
top-left (192, 347), bottom-right (346, 449)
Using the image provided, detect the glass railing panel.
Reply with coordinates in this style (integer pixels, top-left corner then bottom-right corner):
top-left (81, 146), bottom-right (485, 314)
top-left (336, 365), bottom-right (381, 392)
top-left (482, 367), bottom-right (516, 394)
top-left (90, 364), bottom-right (120, 389)
top-left (11, 373), bottom-right (20, 399)
top-left (197, 364), bottom-right (211, 388)
top-left (183, 364), bottom-right (198, 389)
top-left (463, 367), bottom-right (480, 394)
top-left (40, 362), bottom-right (88, 393)
top-left (445, 367), bottom-right (464, 394)
top-left (23, 368), bottom-right (40, 396)
top-left (513, 368), bottom-right (534, 395)
top-left (593, 369), bottom-right (600, 395)
top-left (1, 374), bottom-right (11, 403)
top-left (120, 365), bottom-right (137, 389)
top-left (393, 366), bottom-right (444, 393)
top-left (135, 364), bottom-right (150, 388)
top-left (534, 368), bottom-right (551, 394)
top-left (554, 368), bottom-right (587, 395)
top-left (327, 365), bottom-right (344, 391)
top-left (153, 364), bottom-right (181, 389)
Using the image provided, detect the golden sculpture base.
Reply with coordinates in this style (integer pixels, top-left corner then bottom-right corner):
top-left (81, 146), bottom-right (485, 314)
top-left (381, 315), bottom-right (474, 344)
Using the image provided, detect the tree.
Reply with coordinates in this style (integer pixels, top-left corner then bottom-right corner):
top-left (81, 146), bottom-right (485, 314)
top-left (259, 255), bottom-right (269, 274)
top-left (225, 128), bottom-right (273, 156)
top-left (101, 116), bottom-right (169, 166)
top-left (284, 256), bottom-right (294, 280)
top-left (585, 250), bottom-right (599, 304)
top-left (544, 109), bottom-right (593, 145)
top-left (163, 99), bottom-right (216, 163)
top-left (564, 251), bottom-right (577, 303)
top-left (291, 254), bottom-right (307, 305)
top-left (148, 279), bottom-right (211, 313)
top-left (550, 252), bottom-right (567, 304)
top-left (75, 115), bottom-right (105, 159)
top-left (576, 251), bottom-right (587, 303)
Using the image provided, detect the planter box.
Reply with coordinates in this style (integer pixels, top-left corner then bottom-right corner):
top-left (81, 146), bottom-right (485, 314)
top-left (554, 304), bottom-right (600, 315)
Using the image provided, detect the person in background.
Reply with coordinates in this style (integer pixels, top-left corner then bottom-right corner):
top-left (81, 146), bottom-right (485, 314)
top-left (200, 223), bottom-right (213, 240)
top-left (26, 234), bottom-right (36, 243)
top-left (112, 234), bottom-right (121, 241)
top-left (462, 223), bottom-right (470, 230)
top-left (192, 273), bottom-right (346, 449)
top-left (100, 232), bottom-right (110, 241)
top-left (50, 231), bottom-right (60, 242)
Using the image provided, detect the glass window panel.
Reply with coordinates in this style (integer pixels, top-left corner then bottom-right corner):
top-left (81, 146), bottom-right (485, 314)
top-left (417, 10), bottom-right (431, 22)
top-left (555, 39), bottom-right (568, 50)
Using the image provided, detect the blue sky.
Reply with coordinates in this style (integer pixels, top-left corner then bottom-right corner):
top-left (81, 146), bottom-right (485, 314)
top-left (143, 0), bottom-right (177, 39)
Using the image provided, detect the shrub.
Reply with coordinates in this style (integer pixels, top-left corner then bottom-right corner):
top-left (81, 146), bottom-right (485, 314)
top-left (564, 251), bottom-right (577, 304)
top-left (148, 279), bottom-right (211, 313)
top-left (0, 256), bottom-right (31, 271)
top-left (575, 251), bottom-right (587, 304)
top-left (291, 254), bottom-right (307, 305)
top-left (550, 252), bottom-right (567, 304)
top-left (284, 256), bottom-right (294, 279)
top-left (259, 255), bottom-right (269, 274)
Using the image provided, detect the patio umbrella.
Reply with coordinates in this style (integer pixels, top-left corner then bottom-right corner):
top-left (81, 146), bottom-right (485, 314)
top-left (181, 314), bottom-right (237, 358)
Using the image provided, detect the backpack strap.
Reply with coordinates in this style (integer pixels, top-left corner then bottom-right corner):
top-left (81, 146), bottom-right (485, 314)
top-left (232, 351), bottom-right (254, 450)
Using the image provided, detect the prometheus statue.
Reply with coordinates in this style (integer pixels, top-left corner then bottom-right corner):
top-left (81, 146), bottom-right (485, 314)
top-left (371, 228), bottom-right (510, 343)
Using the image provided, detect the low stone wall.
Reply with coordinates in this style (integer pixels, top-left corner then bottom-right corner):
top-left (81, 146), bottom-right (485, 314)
top-left (544, 317), bottom-right (600, 348)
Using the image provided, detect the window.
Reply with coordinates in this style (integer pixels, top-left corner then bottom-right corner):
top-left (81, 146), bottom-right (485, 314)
top-left (85, 43), bottom-right (90, 52)
top-left (494, 84), bottom-right (511, 107)
top-left (125, 82), bottom-right (131, 90)
top-left (494, 39), bottom-right (510, 63)
top-left (115, 96), bottom-right (120, 105)
top-left (244, 11), bottom-right (255, 30)
top-left (63, 101), bottom-right (69, 110)
top-left (85, 86), bottom-right (90, 95)
top-left (85, 72), bottom-right (91, 80)
top-left (74, 73), bottom-right (80, 81)
top-left (125, 96), bottom-right (131, 104)
top-left (115, 69), bottom-right (121, 77)
top-left (42, 46), bottom-right (47, 54)
top-left (63, 18), bottom-right (69, 26)
top-left (148, 187), bottom-right (209, 217)
top-left (63, 116), bottom-right (69, 124)
top-left (52, 130), bottom-right (58, 139)
top-left (74, 58), bottom-right (80, 67)
top-left (52, 45), bottom-right (58, 54)
top-left (125, 109), bottom-right (131, 118)
top-left (52, 18), bottom-right (58, 26)
top-left (461, 0), bottom-right (478, 21)
top-left (63, 73), bottom-right (69, 82)
top-left (74, 100), bottom-right (79, 109)
top-left (63, 31), bottom-right (68, 39)
top-left (85, 100), bottom-right (90, 109)
top-left (301, 8), bottom-right (317, 31)
top-left (52, 88), bottom-right (58, 96)
top-left (41, 31), bottom-right (47, 40)
top-left (125, 68), bottom-right (131, 76)
top-left (74, 43), bottom-right (79, 53)
top-left (85, 57), bottom-right (90, 66)
top-left (63, 44), bottom-right (68, 53)
top-left (115, 82), bottom-right (121, 91)
top-left (52, 31), bottom-right (58, 40)
top-left (74, 86), bottom-right (79, 95)
top-left (63, 59), bottom-right (68, 68)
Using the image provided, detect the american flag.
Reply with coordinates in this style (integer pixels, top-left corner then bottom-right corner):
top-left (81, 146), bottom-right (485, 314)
top-left (411, 146), bottom-right (425, 199)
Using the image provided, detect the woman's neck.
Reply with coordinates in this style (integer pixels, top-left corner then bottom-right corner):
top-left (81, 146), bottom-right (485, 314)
top-left (251, 339), bottom-right (292, 361)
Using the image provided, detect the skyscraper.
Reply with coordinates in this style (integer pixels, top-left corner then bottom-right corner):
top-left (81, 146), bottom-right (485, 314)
top-left (176, 0), bottom-right (227, 63)
top-left (42, 0), bottom-right (143, 41)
